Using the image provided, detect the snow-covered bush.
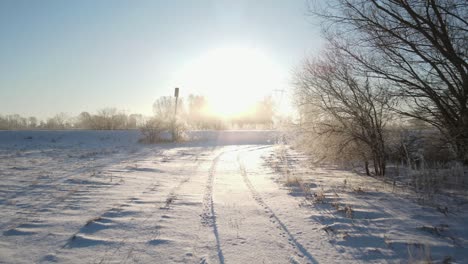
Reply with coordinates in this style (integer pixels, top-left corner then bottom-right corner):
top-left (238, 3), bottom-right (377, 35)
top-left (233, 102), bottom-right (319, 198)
top-left (139, 118), bottom-right (172, 143)
top-left (139, 118), bottom-right (187, 143)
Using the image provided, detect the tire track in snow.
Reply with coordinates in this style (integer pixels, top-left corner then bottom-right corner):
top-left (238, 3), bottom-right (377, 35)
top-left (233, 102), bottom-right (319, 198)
top-left (237, 152), bottom-right (319, 264)
top-left (200, 151), bottom-right (225, 264)
top-left (76, 146), bottom-right (254, 264)
top-left (199, 145), bottom-right (264, 264)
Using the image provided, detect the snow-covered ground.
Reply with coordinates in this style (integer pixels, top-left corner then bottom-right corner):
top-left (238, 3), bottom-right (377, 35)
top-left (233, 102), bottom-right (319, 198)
top-left (0, 130), bottom-right (466, 263)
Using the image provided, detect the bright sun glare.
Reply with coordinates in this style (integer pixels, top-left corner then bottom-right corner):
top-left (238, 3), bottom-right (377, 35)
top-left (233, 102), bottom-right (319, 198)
top-left (176, 46), bottom-right (284, 118)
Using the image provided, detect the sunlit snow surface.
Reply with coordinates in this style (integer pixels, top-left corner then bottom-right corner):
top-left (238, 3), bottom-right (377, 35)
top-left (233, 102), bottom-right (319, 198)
top-left (0, 130), bottom-right (466, 263)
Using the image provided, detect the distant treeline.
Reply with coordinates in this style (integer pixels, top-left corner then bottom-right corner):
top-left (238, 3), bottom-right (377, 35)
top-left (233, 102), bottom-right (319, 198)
top-left (0, 108), bottom-right (145, 130)
top-left (0, 94), bottom-right (276, 130)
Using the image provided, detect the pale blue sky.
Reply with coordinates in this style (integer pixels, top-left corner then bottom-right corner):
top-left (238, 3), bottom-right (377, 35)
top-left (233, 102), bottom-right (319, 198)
top-left (0, 0), bottom-right (323, 118)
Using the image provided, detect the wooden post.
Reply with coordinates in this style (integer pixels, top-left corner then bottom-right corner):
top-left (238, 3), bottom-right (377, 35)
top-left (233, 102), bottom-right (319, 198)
top-left (173, 87), bottom-right (179, 141)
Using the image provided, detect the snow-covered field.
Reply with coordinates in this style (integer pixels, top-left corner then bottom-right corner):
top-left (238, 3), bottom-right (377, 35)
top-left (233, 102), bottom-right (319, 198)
top-left (0, 130), bottom-right (467, 263)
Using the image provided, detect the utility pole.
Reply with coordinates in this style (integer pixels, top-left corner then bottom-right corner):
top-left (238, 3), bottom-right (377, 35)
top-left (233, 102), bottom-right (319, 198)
top-left (173, 87), bottom-right (179, 141)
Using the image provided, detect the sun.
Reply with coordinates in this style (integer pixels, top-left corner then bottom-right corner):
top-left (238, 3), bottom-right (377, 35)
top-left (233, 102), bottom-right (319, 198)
top-left (175, 45), bottom-right (285, 118)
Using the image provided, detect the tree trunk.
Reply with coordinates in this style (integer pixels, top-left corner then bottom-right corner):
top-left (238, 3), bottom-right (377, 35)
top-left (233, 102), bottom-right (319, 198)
top-left (365, 161), bottom-right (370, 176)
top-left (373, 157), bottom-right (380, 176)
top-left (380, 159), bottom-right (386, 177)
top-left (372, 149), bottom-right (386, 177)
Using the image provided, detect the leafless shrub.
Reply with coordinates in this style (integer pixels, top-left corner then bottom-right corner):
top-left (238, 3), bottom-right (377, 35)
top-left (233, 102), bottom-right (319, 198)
top-left (139, 118), bottom-right (172, 143)
top-left (313, 188), bottom-right (326, 203)
top-left (302, 184), bottom-right (313, 199)
top-left (331, 201), bottom-right (354, 219)
top-left (343, 205), bottom-right (353, 219)
top-left (352, 187), bottom-right (365, 194)
top-left (285, 175), bottom-right (313, 200)
top-left (284, 175), bottom-right (302, 187)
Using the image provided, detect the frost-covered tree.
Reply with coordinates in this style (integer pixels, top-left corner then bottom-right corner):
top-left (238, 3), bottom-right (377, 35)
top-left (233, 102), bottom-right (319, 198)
top-left (311, 0), bottom-right (468, 163)
top-left (295, 48), bottom-right (394, 175)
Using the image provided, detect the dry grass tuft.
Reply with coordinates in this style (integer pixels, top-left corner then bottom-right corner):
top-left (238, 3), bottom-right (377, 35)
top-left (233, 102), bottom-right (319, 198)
top-left (407, 243), bottom-right (432, 264)
top-left (313, 188), bottom-right (326, 203)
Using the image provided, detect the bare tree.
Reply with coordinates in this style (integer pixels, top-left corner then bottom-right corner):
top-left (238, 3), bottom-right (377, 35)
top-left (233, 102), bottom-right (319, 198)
top-left (45, 113), bottom-right (70, 129)
top-left (311, 0), bottom-right (468, 163)
top-left (153, 96), bottom-right (184, 121)
top-left (0, 114), bottom-right (28, 130)
top-left (77, 112), bottom-right (93, 129)
top-left (92, 108), bottom-right (128, 130)
top-left (27, 117), bottom-right (38, 129)
top-left (295, 49), bottom-right (394, 176)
